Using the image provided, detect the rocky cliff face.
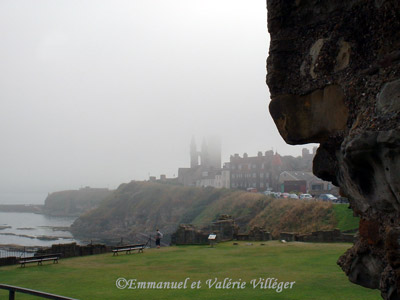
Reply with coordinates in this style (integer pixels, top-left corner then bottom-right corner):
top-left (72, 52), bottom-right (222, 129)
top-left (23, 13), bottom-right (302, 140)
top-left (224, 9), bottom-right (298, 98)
top-left (266, 0), bottom-right (400, 298)
top-left (44, 187), bottom-right (112, 217)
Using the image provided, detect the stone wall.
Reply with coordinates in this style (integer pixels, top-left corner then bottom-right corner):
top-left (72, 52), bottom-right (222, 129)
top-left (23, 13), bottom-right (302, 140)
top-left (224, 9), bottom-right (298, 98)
top-left (36, 243), bottom-right (110, 258)
top-left (0, 243), bottom-right (110, 266)
top-left (280, 229), bottom-right (354, 243)
top-left (170, 225), bottom-right (209, 245)
top-left (171, 216), bottom-right (271, 245)
top-left (0, 256), bottom-right (18, 266)
top-left (279, 232), bottom-right (296, 242)
top-left (248, 226), bottom-right (272, 241)
top-left (266, 1), bottom-right (400, 297)
top-left (236, 227), bottom-right (272, 241)
top-left (211, 215), bottom-right (239, 242)
top-left (297, 229), bottom-right (354, 243)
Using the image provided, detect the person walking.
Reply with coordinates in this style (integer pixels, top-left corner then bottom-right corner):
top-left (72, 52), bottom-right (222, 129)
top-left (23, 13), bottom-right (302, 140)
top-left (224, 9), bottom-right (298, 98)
top-left (155, 229), bottom-right (163, 248)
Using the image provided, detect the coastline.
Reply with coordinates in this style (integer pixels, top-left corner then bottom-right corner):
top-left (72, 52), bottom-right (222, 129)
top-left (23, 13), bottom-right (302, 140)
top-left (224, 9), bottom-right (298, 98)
top-left (0, 211), bottom-right (79, 249)
top-left (0, 204), bottom-right (44, 214)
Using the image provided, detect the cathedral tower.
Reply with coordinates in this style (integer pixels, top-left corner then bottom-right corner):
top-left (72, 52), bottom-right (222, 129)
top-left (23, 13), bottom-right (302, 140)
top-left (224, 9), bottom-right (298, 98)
top-left (190, 136), bottom-right (199, 168)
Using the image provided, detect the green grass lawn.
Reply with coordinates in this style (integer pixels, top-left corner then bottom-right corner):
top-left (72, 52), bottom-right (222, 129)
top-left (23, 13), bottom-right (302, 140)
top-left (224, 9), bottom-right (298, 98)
top-left (0, 241), bottom-right (379, 300)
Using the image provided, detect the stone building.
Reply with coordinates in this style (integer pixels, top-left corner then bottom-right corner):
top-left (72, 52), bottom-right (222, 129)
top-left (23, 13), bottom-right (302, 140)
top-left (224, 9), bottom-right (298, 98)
top-left (229, 150), bottom-right (282, 191)
top-left (278, 170), bottom-right (336, 195)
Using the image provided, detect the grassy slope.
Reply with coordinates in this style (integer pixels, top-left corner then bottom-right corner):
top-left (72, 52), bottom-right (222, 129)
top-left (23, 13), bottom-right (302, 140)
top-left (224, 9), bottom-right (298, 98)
top-left (71, 182), bottom-right (359, 241)
top-left (0, 242), bottom-right (379, 300)
top-left (249, 199), bottom-right (336, 237)
top-left (333, 204), bottom-right (360, 232)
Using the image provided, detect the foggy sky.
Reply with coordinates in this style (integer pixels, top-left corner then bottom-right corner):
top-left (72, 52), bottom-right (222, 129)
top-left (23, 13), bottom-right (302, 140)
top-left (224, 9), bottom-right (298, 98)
top-left (0, 0), bottom-right (316, 202)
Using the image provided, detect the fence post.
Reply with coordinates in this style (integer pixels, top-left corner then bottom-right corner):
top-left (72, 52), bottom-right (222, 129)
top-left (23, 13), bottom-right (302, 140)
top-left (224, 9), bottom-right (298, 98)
top-left (9, 290), bottom-right (15, 300)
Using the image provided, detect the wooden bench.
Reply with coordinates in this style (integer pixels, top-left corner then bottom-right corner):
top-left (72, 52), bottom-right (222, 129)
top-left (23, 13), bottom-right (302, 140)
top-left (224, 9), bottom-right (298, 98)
top-left (112, 244), bottom-right (145, 256)
top-left (19, 253), bottom-right (61, 268)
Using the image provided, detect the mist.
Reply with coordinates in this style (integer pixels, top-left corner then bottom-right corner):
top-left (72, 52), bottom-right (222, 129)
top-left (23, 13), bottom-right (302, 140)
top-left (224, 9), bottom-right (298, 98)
top-left (0, 0), bottom-right (316, 202)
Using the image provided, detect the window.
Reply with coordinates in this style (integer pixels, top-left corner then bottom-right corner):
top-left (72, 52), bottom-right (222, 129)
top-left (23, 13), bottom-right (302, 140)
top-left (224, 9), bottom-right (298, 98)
top-left (253, 173), bottom-right (256, 178)
top-left (252, 164), bottom-right (256, 169)
top-left (260, 183), bottom-right (264, 188)
top-left (312, 184), bottom-right (323, 191)
top-left (260, 173), bottom-right (264, 178)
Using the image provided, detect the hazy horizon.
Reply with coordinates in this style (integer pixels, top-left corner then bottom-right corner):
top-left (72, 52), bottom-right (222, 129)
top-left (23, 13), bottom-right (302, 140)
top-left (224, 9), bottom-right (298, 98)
top-left (0, 0), bottom-right (317, 200)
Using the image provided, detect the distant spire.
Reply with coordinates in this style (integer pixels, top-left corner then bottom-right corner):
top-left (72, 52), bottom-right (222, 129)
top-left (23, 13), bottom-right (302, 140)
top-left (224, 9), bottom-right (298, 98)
top-left (201, 137), bottom-right (209, 167)
top-left (190, 136), bottom-right (199, 168)
top-left (190, 136), bottom-right (196, 151)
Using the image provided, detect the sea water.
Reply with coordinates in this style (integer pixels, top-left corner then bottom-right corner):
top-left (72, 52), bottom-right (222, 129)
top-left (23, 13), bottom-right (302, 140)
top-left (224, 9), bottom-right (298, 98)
top-left (0, 212), bottom-right (79, 248)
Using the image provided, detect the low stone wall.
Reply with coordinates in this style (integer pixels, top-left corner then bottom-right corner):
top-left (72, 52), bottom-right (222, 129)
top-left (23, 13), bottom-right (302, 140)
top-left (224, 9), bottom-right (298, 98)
top-left (249, 226), bottom-right (271, 241)
top-left (171, 217), bottom-right (271, 245)
top-left (36, 243), bottom-right (110, 258)
top-left (280, 229), bottom-right (355, 243)
top-left (211, 215), bottom-right (239, 242)
top-left (279, 232), bottom-right (297, 242)
top-left (0, 256), bottom-right (18, 266)
top-left (170, 225), bottom-right (209, 245)
top-left (237, 227), bottom-right (271, 241)
top-left (0, 243), bottom-right (117, 266)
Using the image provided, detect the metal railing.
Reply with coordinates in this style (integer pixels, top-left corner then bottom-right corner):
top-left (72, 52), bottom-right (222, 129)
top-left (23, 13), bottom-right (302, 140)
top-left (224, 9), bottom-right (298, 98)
top-left (0, 247), bottom-right (35, 259)
top-left (0, 284), bottom-right (79, 300)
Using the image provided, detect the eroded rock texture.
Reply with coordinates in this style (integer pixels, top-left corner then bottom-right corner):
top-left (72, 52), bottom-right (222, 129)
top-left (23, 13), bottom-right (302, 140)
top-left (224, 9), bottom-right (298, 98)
top-left (266, 0), bottom-right (400, 298)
